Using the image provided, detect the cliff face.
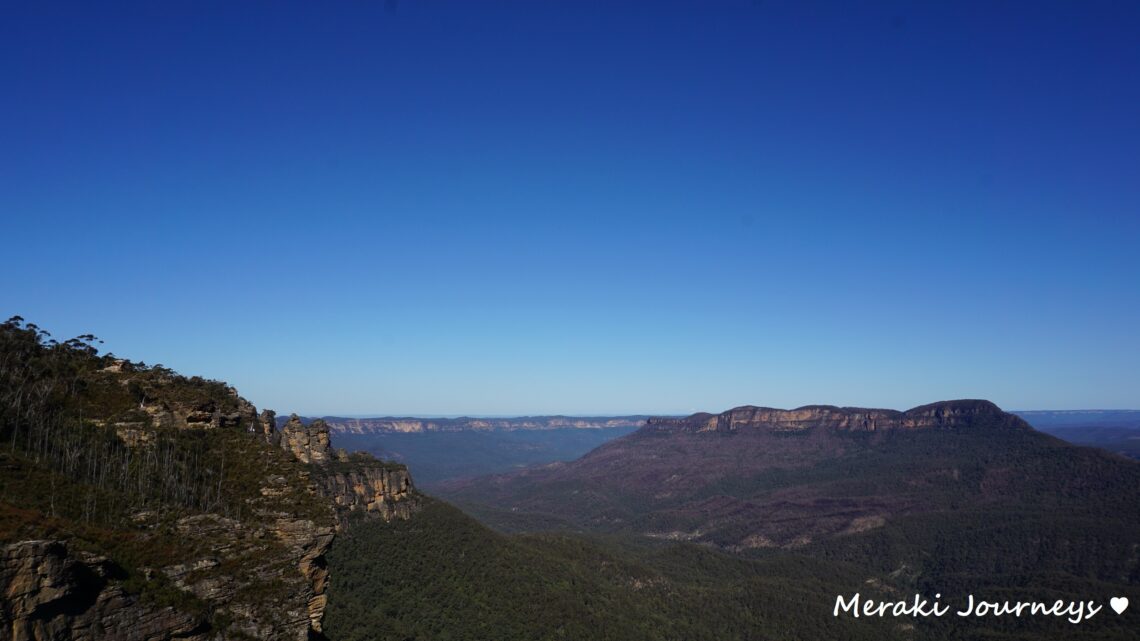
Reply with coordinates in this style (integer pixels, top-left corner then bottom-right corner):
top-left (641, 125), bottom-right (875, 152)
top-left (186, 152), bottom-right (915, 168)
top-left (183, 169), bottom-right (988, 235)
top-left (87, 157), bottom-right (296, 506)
top-left (318, 465), bottom-right (417, 522)
top-left (259, 415), bottom-right (420, 633)
top-left (644, 400), bottom-right (1031, 434)
top-left (1, 516), bottom-right (339, 641)
top-left (278, 414), bottom-right (421, 523)
top-left (1, 541), bottom-right (204, 641)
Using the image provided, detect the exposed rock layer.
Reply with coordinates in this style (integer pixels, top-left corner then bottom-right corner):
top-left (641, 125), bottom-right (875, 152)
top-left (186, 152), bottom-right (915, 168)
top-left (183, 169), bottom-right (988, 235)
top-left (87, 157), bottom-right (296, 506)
top-left (278, 414), bottom-right (420, 522)
top-left (280, 414), bottom-right (331, 463)
top-left (319, 465), bottom-right (417, 522)
top-left (645, 400), bottom-right (1031, 434)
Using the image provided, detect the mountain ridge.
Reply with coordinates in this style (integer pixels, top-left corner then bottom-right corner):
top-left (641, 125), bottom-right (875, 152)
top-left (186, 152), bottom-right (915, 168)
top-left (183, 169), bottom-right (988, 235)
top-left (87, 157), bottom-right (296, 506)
top-left (440, 399), bottom-right (1139, 551)
top-left (644, 399), bottom-right (1029, 434)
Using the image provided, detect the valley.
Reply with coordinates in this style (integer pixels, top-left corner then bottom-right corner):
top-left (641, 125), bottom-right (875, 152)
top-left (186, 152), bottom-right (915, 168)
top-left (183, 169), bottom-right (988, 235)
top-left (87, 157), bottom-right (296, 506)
top-left (2, 319), bottom-right (1137, 640)
top-left (330, 426), bottom-right (641, 486)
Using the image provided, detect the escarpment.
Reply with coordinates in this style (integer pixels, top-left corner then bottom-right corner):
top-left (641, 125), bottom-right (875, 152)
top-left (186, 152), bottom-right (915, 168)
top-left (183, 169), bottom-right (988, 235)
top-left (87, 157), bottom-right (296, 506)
top-left (317, 463), bottom-right (417, 522)
top-left (0, 318), bottom-right (419, 641)
top-left (277, 414), bottom-right (420, 523)
top-left (644, 400), bottom-right (1031, 434)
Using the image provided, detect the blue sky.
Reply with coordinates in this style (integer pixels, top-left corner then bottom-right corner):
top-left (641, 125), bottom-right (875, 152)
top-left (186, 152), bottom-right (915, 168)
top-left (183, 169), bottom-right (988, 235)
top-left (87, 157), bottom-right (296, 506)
top-left (3, 1), bottom-right (1138, 415)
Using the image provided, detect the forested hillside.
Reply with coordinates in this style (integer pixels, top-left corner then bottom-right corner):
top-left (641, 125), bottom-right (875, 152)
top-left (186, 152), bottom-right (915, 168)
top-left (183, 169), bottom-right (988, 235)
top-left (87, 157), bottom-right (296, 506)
top-left (326, 497), bottom-right (1139, 641)
top-left (0, 317), bottom-right (417, 640)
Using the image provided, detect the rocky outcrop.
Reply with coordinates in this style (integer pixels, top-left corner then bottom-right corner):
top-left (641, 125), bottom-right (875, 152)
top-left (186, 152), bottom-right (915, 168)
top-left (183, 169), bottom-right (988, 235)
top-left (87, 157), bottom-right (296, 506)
top-left (271, 415), bottom-right (421, 524)
top-left (137, 385), bottom-right (258, 432)
top-left (645, 400), bottom-right (1031, 434)
top-left (1, 540), bottom-right (206, 641)
top-left (279, 415), bottom-right (330, 464)
top-left (256, 409), bottom-right (278, 441)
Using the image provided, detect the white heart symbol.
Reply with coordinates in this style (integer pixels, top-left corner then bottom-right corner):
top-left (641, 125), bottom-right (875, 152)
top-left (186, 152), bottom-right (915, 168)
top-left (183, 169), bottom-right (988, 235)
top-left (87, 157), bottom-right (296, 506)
top-left (1110, 597), bottom-right (1128, 615)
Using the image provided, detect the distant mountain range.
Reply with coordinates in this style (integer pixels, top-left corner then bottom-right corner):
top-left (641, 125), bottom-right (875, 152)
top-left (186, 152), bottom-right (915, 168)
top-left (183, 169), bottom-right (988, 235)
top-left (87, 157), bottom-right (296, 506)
top-left (1014, 409), bottom-right (1140, 428)
top-left (1015, 410), bottom-right (1140, 460)
top-left (285, 409), bottom-right (1140, 434)
top-left (301, 409), bottom-right (1140, 486)
top-left (279, 415), bottom-right (650, 433)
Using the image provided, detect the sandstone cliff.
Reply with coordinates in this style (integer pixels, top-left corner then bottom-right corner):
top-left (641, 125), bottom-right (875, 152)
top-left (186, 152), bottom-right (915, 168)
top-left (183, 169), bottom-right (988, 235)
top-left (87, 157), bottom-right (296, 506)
top-left (277, 414), bottom-right (420, 524)
top-left (644, 400), bottom-right (1031, 434)
top-left (1, 540), bottom-right (204, 641)
top-left (279, 414), bottom-right (331, 464)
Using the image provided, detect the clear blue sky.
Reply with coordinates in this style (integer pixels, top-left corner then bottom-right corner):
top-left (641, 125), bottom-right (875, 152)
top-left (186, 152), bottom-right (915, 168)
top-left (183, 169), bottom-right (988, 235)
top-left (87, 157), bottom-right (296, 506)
top-left (3, 1), bottom-right (1138, 415)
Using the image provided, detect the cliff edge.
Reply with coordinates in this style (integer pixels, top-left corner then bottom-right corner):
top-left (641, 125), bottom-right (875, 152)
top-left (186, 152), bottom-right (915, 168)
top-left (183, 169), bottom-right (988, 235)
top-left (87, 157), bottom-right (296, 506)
top-left (0, 317), bottom-right (419, 641)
